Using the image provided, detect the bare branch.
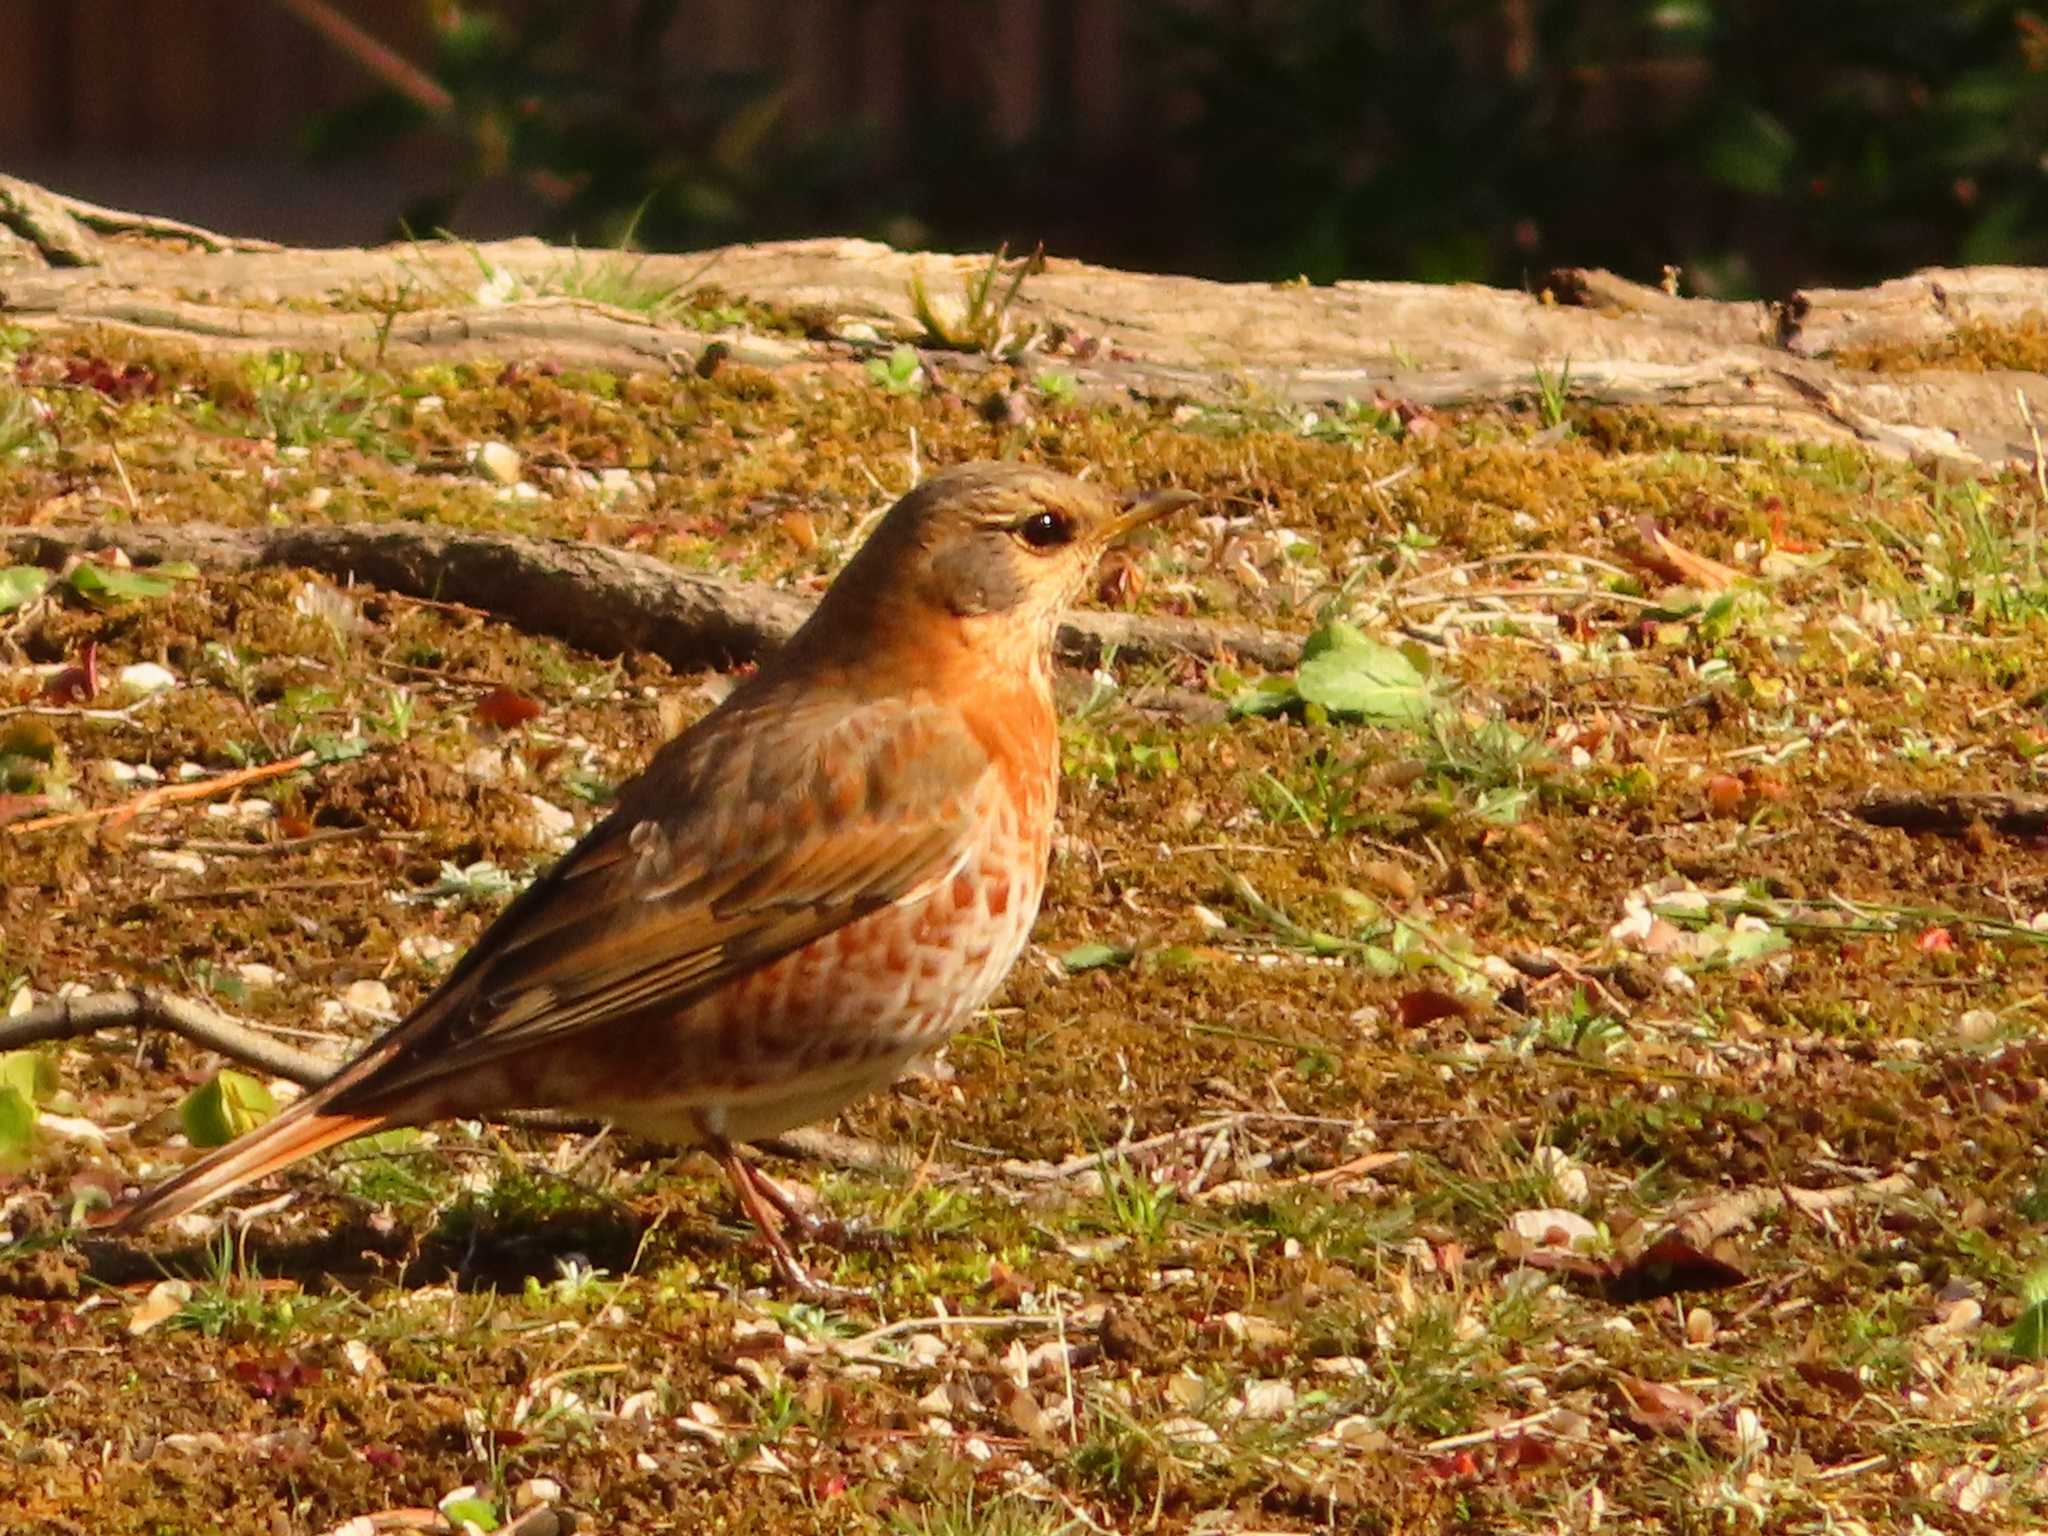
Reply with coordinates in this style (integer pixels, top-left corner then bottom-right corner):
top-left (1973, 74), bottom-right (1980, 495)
top-left (0, 520), bottom-right (1303, 674)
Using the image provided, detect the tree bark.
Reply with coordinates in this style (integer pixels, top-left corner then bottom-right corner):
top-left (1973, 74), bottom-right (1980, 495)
top-left (6, 177), bottom-right (2048, 470)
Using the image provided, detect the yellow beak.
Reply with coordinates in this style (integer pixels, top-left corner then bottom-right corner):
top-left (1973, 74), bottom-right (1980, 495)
top-left (1108, 487), bottom-right (1200, 541)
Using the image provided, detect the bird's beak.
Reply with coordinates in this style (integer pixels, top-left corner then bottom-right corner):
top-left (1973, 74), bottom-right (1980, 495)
top-left (1108, 487), bottom-right (1200, 542)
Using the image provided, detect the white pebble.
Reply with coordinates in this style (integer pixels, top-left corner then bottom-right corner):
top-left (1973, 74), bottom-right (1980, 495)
top-left (116, 662), bottom-right (177, 697)
top-left (473, 440), bottom-right (522, 486)
top-left (341, 978), bottom-right (397, 1021)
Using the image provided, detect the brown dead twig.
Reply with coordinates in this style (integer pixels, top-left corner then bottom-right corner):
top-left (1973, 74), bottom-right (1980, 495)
top-left (1855, 790), bottom-right (2048, 838)
top-left (0, 988), bottom-right (342, 1085)
top-left (1670, 1170), bottom-right (1916, 1250)
top-left (0, 173), bottom-right (276, 265)
top-left (3, 751), bottom-right (318, 838)
top-left (0, 521), bottom-right (1303, 675)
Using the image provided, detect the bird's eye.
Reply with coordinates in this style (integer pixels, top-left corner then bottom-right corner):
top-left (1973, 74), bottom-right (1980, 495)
top-left (1015, 510), bottom-right (1074, 550)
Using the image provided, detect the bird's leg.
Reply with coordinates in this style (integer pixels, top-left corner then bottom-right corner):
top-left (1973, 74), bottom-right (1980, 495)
top-left (700, 1128), bottom-right (848, 1298)
top-left (738, 1158), bottom-right (824, 1239)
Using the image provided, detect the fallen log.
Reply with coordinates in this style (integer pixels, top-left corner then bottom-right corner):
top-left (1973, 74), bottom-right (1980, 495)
top-left (0, 520), bottom-right (1303, 674)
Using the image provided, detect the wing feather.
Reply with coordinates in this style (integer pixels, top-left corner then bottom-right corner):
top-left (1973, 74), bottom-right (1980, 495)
top-left (335, 688), bottom-right (997, 1109)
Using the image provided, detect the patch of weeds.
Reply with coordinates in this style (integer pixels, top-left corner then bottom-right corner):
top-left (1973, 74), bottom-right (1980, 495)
top-left (908, 242), bottom-right (1044, 358)
top-left (866, 345), bottom-right (926, 396)
top-left (540, 239), bottom-right (686, 317)
top-left (1240, 1187), bottom-right (1416, 1262)
top-left (1371, 1282), bottom-right (1546, 1438)
top-left (891, 1488), bottom-right (1075, 1536)
top-left (1033, 369), bottom-right (1077, 405)
top-left (1663, 890), bottom-right (2048, 960)
top-left (1857, 478), bottom-right (2048, 628)
top-left (1831, 1291), bottom-right (1926, 1387)
top-left (1093, 1156), bottom-right (1180, 1242)
top-left (1418, 713), bottom-right (1552, 824)
top-left (1061, 720), bottom-right (1179, 784)
top-left (1508, 989), bottom-right (1630, 1059)
top-left (759, 1298), bottom-right (861, 1344)
top-left (411, 859), bottom-right (529, 909)
top-left (171, 1231), bottom-right (328, 1340)
top-left (207, 351), bottom-right (402, 454)
top-left (0, 385), bottom-right (51, 458)
top-left (1227, 872), bottom-right (1491, 992)
top-left (1530, 357), bottom-right (1574, 432)
top-left (1234, 615), bottom-right (1557, 828)
top-left (869, 1179), bottom-right (983, 1240)
top-left (1252, 748), bottom-right (1385, 839)
top-left (369, 685), bottom-right (422, 742)
top-left (1300, 396), bottom-right (1404, 445)
top-left (331, 1130), bottom-right (441, 1211)
top-left (522, 1254), bottom-right (622, 1313)
top-left (1068, 1397), bottom-right (1174, 1507)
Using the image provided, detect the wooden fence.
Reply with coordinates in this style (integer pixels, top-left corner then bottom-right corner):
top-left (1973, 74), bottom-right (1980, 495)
top-left (0, 0), bottom-right (1137, 159)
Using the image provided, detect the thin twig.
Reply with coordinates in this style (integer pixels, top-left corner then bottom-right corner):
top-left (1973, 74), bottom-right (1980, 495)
top-left (1418, 1407), bottom-right (1574, 1455)
top-left (4, 751), bottom-right (317, 837)
top-left (155, 876), bottom-right (378, 906)
top-left (1672, 1170), bottom-right (1915, 1249)
top-left (130, 827), bottom-right (388, 857)
top-left (838, 1311), bottom-right (1069, 1357)
top-left (269, 0), bottom-right (454, 115)
top-left (0, 988), bottom-right (338, 1084)
top-left (1003, 1110), bottom-right (1370, 1184)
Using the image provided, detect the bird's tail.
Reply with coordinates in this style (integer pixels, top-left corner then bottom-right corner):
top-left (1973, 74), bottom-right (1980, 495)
top-left (96, 1086), bottom-right (388, 1233)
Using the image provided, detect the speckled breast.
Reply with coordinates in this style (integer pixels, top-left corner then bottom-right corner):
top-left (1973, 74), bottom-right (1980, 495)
top-left (602, 762), bottom-right (1055, 1143)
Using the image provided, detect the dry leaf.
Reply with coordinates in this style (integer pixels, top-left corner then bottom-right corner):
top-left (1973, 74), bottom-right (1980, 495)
top-left (128, 1278), bottom-right (192, 1335)
top-left (1631, 515), bottom-right (1742, 591)
top-left (1613, 1375), bottom-right (1709, 1436)
top-left (475, 687), bottom-right (543, 729)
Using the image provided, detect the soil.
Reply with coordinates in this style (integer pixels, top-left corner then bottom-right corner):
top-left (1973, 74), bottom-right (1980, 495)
top-left (5, 289), bottom-right (2048, 1534)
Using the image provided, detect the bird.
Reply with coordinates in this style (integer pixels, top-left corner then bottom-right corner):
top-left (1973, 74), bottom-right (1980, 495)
top-left (101, 461), bottom-right (1197, 1292)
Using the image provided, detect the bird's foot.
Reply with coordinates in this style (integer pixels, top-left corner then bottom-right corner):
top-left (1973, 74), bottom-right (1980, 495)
top-left (707, 1134), bottom-right (868, 1301)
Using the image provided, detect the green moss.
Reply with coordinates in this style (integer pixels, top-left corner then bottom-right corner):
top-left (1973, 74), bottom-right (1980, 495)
top-left (8, 322), bottom-right (2048, 1533)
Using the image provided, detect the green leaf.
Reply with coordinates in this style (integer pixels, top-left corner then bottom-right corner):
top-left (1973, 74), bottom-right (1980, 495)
top-left (1293, 621), bottom-right (1433, 727)
top-left (1060, 942), bottom-right (1134, 974)
top-left (178, 1070), bottom-right (279, 1149)
top-left (354, 1127), bottom-right (423, 1156)
top-left (1226, 675), bottom-right (1301, 719)
top-left (440, 1497), bottom-right (500, 1532)
top-left (2013, 1299), bottom-right (2048, 1359)
top-left (0, 1051), bottom-right (58, 1105)
top-left (0, 567), bottom-right (48, 614)
top-left (66, 561), bottom-right (176, 605)
top-left (0, 1085), bottom-right (35, 1171)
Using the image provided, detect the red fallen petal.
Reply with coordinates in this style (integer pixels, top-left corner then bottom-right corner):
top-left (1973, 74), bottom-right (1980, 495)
top-left (475, 686), bottom-right (543, 729)
top-left (1397, 987), bottom-right (1472, 1030)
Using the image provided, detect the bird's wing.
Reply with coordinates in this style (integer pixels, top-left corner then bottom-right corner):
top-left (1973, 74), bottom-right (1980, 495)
top-left (336, 688), bottom-right (1000, 1109)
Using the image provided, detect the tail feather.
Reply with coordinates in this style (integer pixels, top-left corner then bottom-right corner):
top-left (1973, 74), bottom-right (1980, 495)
top-left (98, 1097), bottom-right (388, 1233)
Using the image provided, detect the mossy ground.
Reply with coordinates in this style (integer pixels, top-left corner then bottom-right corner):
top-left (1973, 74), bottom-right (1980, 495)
top-left (5, 318), bottom-right (2048, 1533)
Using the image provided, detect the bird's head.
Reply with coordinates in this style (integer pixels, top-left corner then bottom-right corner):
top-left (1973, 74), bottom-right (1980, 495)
top-left (814, 462), bottom-right (1197, 667)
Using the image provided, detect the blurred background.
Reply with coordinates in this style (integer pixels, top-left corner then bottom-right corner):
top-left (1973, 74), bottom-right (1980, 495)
top-left (5, 0), bottom-right (2048, 296)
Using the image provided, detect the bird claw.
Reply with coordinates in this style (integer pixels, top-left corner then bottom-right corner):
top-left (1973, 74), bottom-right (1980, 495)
top-left (709, 1135), bottom-right (871, 1299)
